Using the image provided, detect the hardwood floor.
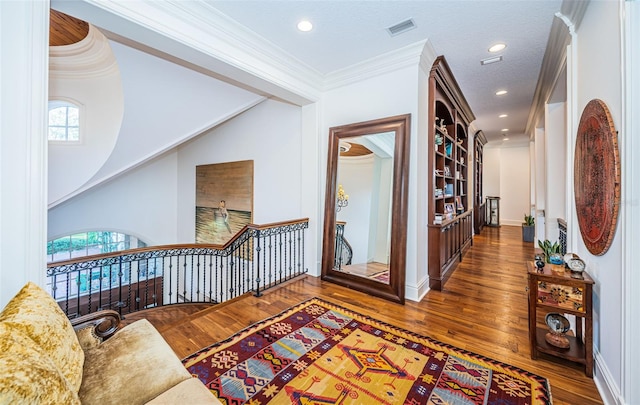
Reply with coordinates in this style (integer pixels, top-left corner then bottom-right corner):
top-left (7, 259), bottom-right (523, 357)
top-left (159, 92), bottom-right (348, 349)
top-left (149, 225), bottom-right (602, 404)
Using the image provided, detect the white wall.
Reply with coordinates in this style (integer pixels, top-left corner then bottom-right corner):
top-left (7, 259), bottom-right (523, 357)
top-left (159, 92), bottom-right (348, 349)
top-left (483, 144), bottom-right (530, 226)
top-left (48, 26), bottom-right (123, 205)
top-left (544, 102), bottom-right (567, 240)
top-left (500, 146), bottom-right (531, 225)
top-left (622, 3), bottom-right (640, 403)
top-left (0, 1), bottom-right (49, 307)
top-left (49, 98), bottom-right (308, 250)
top-left (483, 147), bottom-right (500, 199)
top-left (176, 99), bottom-right (304, 243)
top-left (533, 127), bottom-right (547, 241)
top-left (337, 156), bottom-right (375, 264)
top-left (49, 37), bottom-right (265, 208)
top-left (47, 35), bottom-right (272, 242)
top-left (48, 152), bottom-right (179, 245)
top-left (573, 1), bottom-right (624, 400)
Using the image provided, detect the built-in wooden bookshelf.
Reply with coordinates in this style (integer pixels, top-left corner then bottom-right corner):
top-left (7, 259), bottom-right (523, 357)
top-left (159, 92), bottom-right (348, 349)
top-left (427, 56), bottom-right (476, 290)
top-left (473, 130), bottom-right (487, 234)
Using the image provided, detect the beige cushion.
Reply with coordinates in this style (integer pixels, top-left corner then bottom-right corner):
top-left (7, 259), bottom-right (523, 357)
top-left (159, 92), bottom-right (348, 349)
top-left (0, 282), bottom-right (84, 392)
top-left (146, 378), bottom-right (221, 405)
top-left (0, 323), bottom-right (81, 405)
top-left (75, 324), bottom-right (103, 351)
top-left (80, 319), bottom-right (192, 405)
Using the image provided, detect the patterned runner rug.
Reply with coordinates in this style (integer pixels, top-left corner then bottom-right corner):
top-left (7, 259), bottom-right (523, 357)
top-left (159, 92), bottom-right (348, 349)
top-left (183, 298), bottom-right (552, 404)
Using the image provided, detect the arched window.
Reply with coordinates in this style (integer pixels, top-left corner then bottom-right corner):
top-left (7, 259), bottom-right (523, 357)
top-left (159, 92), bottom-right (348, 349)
top-left (48, 100), bottom-right (80, 141)
top-left (47, 232), bottom-right (150, 302)
top-left (47, 231), bottom-right (146, 263)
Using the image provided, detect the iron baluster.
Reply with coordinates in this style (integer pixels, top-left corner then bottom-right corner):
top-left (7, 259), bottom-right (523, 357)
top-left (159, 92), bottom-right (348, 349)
top-left (254, 229), bottom-right (262, 297)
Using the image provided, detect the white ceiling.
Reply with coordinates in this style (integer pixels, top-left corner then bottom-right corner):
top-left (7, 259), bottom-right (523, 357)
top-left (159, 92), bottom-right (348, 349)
top-left (208, 0), bottom-right (563, 144)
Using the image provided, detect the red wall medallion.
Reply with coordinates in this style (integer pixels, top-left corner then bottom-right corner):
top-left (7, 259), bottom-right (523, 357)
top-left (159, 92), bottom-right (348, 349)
top-left (574, 99), bottom-right (620, 256)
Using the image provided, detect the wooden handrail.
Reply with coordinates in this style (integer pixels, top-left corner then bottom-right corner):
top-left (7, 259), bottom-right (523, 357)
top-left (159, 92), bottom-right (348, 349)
top-left (48, 217), bottom-right (309, 268)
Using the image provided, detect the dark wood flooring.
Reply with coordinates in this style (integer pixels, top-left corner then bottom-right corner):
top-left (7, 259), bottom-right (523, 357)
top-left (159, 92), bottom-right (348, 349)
top-left (139, 225), bottom-right (602, 405)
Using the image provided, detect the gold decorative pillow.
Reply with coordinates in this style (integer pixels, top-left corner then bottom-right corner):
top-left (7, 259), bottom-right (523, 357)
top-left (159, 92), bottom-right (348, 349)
top-left (0, 282), bottom-right (84, 392)
top-left (0, 323), bottom-right (80, 404)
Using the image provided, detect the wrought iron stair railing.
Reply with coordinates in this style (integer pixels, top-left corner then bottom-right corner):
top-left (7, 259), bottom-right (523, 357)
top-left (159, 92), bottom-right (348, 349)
top-left (47, 218), bottom-right (309, 318)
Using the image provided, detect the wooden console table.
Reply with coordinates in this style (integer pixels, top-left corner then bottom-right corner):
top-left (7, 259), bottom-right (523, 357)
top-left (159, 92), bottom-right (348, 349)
top-left (527, 261), bottom-right (594, 377)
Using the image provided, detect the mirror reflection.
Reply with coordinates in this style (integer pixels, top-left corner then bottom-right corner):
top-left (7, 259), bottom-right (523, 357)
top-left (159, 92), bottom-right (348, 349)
top-left (334, 132), bottom-right (394, 284)
top-left (322, 114), bottom-right (410, 304)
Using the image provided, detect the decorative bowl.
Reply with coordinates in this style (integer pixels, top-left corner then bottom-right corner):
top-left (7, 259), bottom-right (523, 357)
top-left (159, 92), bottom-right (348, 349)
top-left (549, 253), bottom-right (564, 265)
top-left (545, 313), bottom-right (571, 349)
top-left (545, 313), bottom-right (570, 334)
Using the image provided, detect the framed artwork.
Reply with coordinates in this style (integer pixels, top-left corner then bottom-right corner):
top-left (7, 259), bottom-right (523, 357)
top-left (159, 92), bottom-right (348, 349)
top-left (195, 160), bottom-right (254, 245)
top-left (574, 99), bottom-right (620, 255)
top-left (455, 196), bottom-right (464, 212)
top-left (444, 203), bottom-right (455, 219)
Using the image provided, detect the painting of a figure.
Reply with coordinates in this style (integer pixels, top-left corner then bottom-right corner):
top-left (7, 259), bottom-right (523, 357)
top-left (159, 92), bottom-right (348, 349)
top-left (195, 160), bottom-right (253, 244)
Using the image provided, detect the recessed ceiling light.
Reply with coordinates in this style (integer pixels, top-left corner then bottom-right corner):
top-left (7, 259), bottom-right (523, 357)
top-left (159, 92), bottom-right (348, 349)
top-left (503, 137), bottom-right (510, 141)
top-left (501, 128), bottom-right (509, 132)
top-left (297, 20), bottom-right (313, 32)
top-left (495, 90), bottom-right (508, 96)
top-left (499, 114), bottom-right (508, 118)
top-left (489, 43), bottom-right (507, 53)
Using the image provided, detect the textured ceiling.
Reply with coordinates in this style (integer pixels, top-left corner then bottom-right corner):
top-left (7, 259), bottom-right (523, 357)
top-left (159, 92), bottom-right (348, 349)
top-left (208, 0), bottom-right (563, 144)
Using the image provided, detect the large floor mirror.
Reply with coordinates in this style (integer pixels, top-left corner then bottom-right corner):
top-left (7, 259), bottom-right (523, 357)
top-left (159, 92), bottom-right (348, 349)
top-left (321, 114), bottom-right (410, 304)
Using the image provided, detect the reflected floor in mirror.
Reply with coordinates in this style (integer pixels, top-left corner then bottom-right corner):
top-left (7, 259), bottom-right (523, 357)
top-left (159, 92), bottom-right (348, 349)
top-left (339, 262), bottom-right (390, 284)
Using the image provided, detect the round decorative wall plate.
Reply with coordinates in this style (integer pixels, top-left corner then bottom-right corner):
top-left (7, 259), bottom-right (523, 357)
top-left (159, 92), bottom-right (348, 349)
top-left (574, 99), bottom-right (620, 256)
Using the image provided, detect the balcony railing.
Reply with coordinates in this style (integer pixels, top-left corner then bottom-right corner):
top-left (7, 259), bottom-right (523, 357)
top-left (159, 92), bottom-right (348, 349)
top-left (47, 218), bottom-right (309, 318)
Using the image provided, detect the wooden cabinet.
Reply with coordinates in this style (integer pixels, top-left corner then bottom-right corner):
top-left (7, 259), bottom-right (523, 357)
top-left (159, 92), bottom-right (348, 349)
top-left (486, 196), bottom-right (500, 227)
top-left (427, 56), bottom-right (475, 290)
top-left (473, 131), bottom-right (487, 234)
top-left (527, 262), bottom-right (594, 377)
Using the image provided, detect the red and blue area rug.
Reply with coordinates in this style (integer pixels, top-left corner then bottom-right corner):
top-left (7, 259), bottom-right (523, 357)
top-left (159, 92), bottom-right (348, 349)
top-left (183, 298), bottom-right (552, 404)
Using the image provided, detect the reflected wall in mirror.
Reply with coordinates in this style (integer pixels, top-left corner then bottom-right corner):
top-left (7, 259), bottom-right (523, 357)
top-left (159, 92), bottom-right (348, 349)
top-left (335, 133), bottom-right (394, 283)
top-left (322, 114), bottom-right (410, 304)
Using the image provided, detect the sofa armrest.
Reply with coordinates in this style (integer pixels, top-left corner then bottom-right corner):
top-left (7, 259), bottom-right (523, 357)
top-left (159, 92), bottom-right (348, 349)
top-left (71, 310), bottom-right (121, 340)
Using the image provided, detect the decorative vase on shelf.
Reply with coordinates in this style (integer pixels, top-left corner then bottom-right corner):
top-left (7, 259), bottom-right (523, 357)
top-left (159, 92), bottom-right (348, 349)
top-left (544, 313), bottom-right (571, 349)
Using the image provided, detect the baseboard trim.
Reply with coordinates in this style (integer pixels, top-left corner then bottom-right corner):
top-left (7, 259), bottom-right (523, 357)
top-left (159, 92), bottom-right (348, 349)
top-left (594, 347), bottom-right (624, 404)
top-left (405, 276), bottom-right (429, 302)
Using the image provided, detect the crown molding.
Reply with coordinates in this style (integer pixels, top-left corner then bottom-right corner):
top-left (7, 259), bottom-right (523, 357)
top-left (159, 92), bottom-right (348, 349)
top-left (159, 1), bottom-right (325, 98)
top-left (49, 24), bottom-right (119, 79)
top-left (525, 0), bottom-right (589, 137)
top-left (324, 40), bottom-right (433, 90)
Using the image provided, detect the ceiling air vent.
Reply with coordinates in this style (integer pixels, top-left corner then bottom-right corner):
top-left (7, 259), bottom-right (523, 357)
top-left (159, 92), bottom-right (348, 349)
top-left (481, 55), bottom-right (503, 65)
top-left (386, 18), bottom-right (416, 37)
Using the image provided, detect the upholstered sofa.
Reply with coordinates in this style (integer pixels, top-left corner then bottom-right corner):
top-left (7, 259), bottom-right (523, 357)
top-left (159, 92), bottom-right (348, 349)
top-left (0, 282), bottom-right (221, 404)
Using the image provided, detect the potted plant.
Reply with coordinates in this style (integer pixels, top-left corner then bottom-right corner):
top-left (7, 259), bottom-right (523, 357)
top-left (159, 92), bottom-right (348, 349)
top-left (538, 239), bottom-right (562, 263)
top-left (522, 213), bottom-right (535, 242)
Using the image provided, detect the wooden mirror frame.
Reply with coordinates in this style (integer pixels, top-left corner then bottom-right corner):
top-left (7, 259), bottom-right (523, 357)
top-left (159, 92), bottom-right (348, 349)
top-left (321, 114), bottom-right (410, 304)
